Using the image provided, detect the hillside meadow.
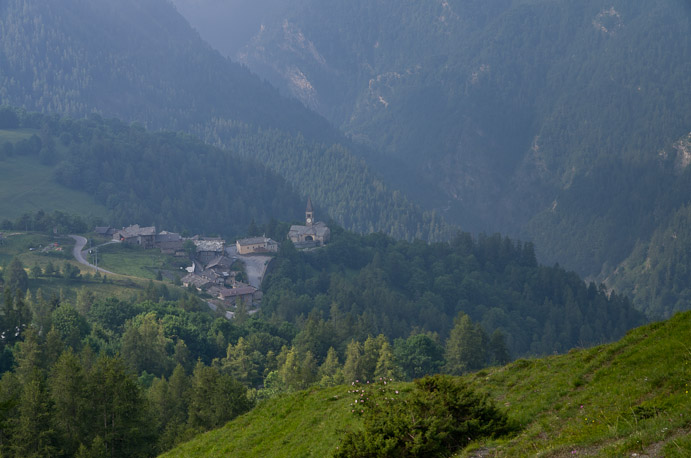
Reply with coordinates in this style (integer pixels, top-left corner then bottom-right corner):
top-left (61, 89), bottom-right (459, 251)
top-left (162, 311), bottom-right (691, 457)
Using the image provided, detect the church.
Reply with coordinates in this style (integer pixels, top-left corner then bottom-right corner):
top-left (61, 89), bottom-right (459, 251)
top-left (288, 198), bottom-right (330, 247)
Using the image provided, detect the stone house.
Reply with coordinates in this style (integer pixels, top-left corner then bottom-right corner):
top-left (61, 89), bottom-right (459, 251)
top-left (194, 239), bottom-right (225, 265)
top-left (236, 236), bottom-right (278, 255)
top-left (156, 231), bottom-right (183, 254)
top-left (114, 225), bottom-right (157, 248)
top-left (218, 285), bottom-right (257, 305)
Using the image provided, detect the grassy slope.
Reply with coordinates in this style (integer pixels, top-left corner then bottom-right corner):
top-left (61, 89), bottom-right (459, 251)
top-left (0, 232), bottom-right (184, 303)
top-left (461, 311), bottom-right (691, 457)
top-left (160, 385), bottom-right (365, 458)
top-left (162, 313), bottom-right (691, 458)
top-left (0, 129), bottom-right (108, 220)
top-left (96, 243), bottom-right (187, 280)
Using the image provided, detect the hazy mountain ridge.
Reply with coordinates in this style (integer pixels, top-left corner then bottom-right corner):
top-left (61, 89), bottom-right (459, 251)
top-left (0, 0), bottom-right (447, 242)
top-left (181, 0), bottom-right (691, 310)
top-left (0, 107), bottom-right (304, 236)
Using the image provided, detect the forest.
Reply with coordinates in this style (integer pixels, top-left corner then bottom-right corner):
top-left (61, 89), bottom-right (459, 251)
top-left (0, 0), bottom-right (446, 242)
top-left (0, 106), bottom-right (303, 237)
top-left (0, 221), bottom-right (644, 456)
top-left (0, 1), bottom-right (689, 455)
top-left (231, 0), bottom-right (691, 280)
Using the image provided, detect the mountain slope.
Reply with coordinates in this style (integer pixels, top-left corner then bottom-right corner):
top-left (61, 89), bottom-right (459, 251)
top-left (161, 311), bottom-right (691, 457)
top-left (174, 0), bottom-right (691, 315)
top-left (233, 0), bottom-right (691, 270)
top-left (0, 107), bottom-right (303, 236)
top-left (0, 0), bottom-right (446, 241)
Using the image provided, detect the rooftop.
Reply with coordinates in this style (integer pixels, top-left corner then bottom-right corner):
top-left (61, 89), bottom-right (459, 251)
top-left (237, 236), bottom-right (275, 246)
top-left (118, 224), bottom-right (156, 238)
top-left (194, 240), bottom-right (225, 252)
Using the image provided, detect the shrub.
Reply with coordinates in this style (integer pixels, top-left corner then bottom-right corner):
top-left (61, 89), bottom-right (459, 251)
top-left (335, 375), bottom-right (516, 457)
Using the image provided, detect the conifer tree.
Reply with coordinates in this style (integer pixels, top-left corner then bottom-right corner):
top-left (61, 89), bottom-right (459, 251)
top-left (50, 350), bottom-right (87, 456)
top-left (7, 257), bottom-right (28, 294)
top-left (374, 339), bottom-right (398, 380)
top-left (318, 347), bottom-right (344, 387)
top-left (444, 313), bottom-right (487, 375)
top-left (343, 340), bottom-right (364, 382)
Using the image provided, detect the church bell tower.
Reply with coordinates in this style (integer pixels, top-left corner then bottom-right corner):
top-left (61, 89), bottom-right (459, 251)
top-left (305, 197), bottom-right (314, 226)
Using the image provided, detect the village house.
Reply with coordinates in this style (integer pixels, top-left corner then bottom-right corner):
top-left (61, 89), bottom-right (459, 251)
top-left (94, 226), bottom-right (116, 237)
top-left (113, 225), bottom-right (157, 248)
top-left (217, 285), bottom-right (258, 305)
top-left (181, 272), bottom-right (214, 291)
top-left (205, 256), bottom-right (234, 279)
top-left (236, 236), bottom-right (278, 255)
top-left (156, 231), bottom-right (184, 255)
top-left (288, 198), bottom-right (330, 247)
top-left (194, 238), bottom-right (225, 264)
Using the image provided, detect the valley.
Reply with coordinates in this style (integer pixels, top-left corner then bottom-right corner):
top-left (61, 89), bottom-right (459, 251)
top-left (0, 0), bottom-right (690, 456)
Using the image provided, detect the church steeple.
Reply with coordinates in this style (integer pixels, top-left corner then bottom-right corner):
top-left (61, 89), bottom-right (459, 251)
top-left (305, 197), bottom-right (314, 226)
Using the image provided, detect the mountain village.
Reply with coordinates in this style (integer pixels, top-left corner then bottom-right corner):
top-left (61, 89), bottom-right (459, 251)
top-left (89, 199), bottom-right (329, 319)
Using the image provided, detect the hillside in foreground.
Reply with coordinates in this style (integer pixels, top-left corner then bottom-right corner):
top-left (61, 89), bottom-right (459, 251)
top-left (162, 311), bottom-right (691, 457)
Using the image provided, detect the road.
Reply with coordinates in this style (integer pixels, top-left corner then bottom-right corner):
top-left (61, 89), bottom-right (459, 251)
top-left (69, 235), bottom-right (115, 274)
top-left (226, 245), bottom-right (272, 289)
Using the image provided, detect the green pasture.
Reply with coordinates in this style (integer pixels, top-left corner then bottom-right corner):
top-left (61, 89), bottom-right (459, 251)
top-left (0, 152), bottom-right (108, 221)
top-left (95, 242), bottom-right (188, 280)
top-left (162, 313), bottom-right (691, 458)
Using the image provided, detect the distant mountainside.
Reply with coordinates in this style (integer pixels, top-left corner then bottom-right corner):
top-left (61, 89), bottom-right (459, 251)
top-left (161, 311), bottom-right (691, 457)
top-left (176, 0), bottom-right (691, 315)
top-left (0, 107), bottom-right (303, 236)
top-left (0, 0), bottom-right (446, 241)
top-left (234, 0), bottom-right (691, 263)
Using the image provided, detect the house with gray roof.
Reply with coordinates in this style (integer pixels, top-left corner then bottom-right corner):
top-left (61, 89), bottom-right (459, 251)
top-left (236, 236), bottom-right (278, 255)
top-left (113, 224), bottom-right (157, 248)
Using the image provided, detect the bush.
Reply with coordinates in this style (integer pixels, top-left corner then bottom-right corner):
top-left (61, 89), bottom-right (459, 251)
top-left (335, 375), bottom-right (516, 458)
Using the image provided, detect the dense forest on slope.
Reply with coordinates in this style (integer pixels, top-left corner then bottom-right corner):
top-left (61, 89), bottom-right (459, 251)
top-left (0, 106), bottom-right (303, 236)
top-left (0, 0), bottom-right (447, 242)
top-left (232, 0), bottom-right (691, 270)
top-left (608, 203), bottom-right (691, 319)
top-left (175, 0), bottom-right (691, 315)
top-left (261, 227), bottom-right (644, 360)
top-left (0, 223), bottom-right (646, 456)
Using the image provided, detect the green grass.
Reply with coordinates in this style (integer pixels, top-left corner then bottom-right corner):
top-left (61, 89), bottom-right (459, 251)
top-left (0, 152), bottom-right (108, 220)
top-left (161, 313), bottom-right (691, 458)
top-left (0, 232), bottom-right (181, 302)
top-left (0, 127), bottom-right (37, 143)
top-left (161, 385), bottom-right (364, 458)
top-left (458, 312), bottom-right (691, 457)
top-left (96, 242), bottom-right (187, 280)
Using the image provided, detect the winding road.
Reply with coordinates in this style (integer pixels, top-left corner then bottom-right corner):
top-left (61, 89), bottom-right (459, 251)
top-left (69, 235), bottom-right (115, 274)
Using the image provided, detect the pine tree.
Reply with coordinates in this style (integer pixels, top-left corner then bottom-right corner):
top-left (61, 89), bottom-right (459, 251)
top-left (50, 350), bottom-right (87, 456)
top-left (489, 329), bottom-right (511, 365)
top-left (318, 347), bottom-right (344, 387)
top-left (277, 346), bottom-right (301, 391)
top-left (75, 287), bottom-right (95, 316)
top-left (374, 339), bottom-right (398, 380)
top-left (223, 337), bottom-right (259, 386)
top-left (343, 340), bottom-right (364, 382)
top-left (28, 289), bottom-right (52, 334)
top-left (299, 351), bottom-right (318, 388)
top-left (11, 375), bottom-right (56, 457)
top-left (7, 257), bottom-right (28, 294)
top-left (87, 356), bottom-right (154, 457)
top-left (444, 313), bottom-right (487, 375)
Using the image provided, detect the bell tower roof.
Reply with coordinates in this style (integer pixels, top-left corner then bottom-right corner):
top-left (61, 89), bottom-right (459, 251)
top-left (306, 197), bottom-right (314, 213)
